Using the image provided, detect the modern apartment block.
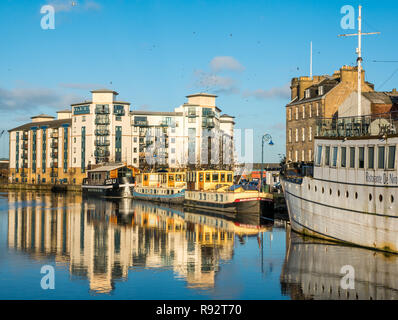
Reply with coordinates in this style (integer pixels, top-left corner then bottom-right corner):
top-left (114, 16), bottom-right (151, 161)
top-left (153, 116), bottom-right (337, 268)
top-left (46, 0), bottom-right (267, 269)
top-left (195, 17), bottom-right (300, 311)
top-left (8, 90), bottom-right (235, 184)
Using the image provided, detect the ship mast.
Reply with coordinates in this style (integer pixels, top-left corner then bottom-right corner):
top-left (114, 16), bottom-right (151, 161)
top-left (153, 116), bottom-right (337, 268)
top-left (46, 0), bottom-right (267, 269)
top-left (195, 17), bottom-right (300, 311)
top-left (339, 5), bottom-right (380, 117)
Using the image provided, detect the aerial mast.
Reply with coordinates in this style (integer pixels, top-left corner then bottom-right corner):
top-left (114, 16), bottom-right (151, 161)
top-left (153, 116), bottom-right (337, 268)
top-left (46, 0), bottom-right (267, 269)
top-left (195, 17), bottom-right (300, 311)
top-left (338, 5), bottom-right (380, 117)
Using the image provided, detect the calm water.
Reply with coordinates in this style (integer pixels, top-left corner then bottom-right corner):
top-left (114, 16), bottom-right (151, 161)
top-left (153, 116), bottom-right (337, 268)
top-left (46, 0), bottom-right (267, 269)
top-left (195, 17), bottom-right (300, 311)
top-left (1, 191), bottom-right (398, 300)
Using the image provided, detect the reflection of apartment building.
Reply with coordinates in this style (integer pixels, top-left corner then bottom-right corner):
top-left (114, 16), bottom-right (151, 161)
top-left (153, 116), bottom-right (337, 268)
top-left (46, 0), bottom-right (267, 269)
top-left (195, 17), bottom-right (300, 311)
top-left (8, 90), bottom-right (235, 184)
top-left (7, 193), bottom-right (248, 293)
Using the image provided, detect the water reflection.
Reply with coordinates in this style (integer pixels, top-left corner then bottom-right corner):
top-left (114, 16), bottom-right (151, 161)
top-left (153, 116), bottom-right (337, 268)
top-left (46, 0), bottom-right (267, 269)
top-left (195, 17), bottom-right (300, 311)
top-left (6, 192), bottom-right (272, 294)
top-left (281, 226), bottom-right (398, 300)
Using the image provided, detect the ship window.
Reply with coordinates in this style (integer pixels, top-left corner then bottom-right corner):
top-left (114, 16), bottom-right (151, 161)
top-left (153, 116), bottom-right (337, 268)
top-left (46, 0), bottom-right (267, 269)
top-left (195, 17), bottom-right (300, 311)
top-left (212, 173), bottom-right (219, 182)
top-left (227, 174), bottom-right (233, 182)
top-left (221, 173), bottom-right (225, 182)
top-left (325, 146), bottom-right (330, 166)
top-left (358, 147), bottom-right (365, 169)
top-left (368, 147), bottom-right (375, 169)
top-left (341, 147), bottom-right (346, 168)
top-left (332, 147), bottom-right (338, 167)
top-left (205, 173), bottom-right (211, 182)
top-left (215, 194), bottom-right (218, 201)
top-left (220, 195), bottom-right (223, 202)
top-left (349, 147), bottom-right (355, 168)
top-left (388, 146), bottom-right (396, 169)
top-left (316, 145), bottom-right (322, 166)
top-left (378, 146), bottom-right (385, 169)
top-left (199, 173), bottom-right (204, 182)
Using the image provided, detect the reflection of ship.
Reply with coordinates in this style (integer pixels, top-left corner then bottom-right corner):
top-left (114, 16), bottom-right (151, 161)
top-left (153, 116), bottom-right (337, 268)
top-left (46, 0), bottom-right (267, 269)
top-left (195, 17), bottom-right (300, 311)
top-left (280, 226), bottom-right (398, 300)
top-left (7, 191), bottom-right (273, 294)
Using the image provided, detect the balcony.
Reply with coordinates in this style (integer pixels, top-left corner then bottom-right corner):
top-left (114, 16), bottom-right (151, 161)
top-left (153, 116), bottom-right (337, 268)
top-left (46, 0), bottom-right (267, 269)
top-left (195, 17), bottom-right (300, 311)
top-left (22, 133), bottom-right (28, 140)
top-left (51, 152), bottom-right (58, 158)
top-left (187, 111), bottom-right (197, 118)
top-left (21, 152), bottom-right (28, 159)
top-left (95, 116), bottom-right (110, 125)
top-left (50, 161), bottom-right (58, 168)
top-left (134, 120), bottom-right (148, 127)
top-left (51, 132), bottom-right (58, 138)
top-left (21, 142), bottom-right (28, 150)
top-left (94, 149), bottom-right (110, 157)
top-left (203, 111), bottom-right (216, 117)
top-left (95, 106), bottom-right (110, 114)
top-left (50, 171), bottom-right (58, 177)
top-left (95, 129), bottom-right (110, 136)
top-left (95, 140), bottom-right (110, 146)
top-left (202, 120), bottom-right (215, 128)
top-left (51, 142), bottom-right (58, 148)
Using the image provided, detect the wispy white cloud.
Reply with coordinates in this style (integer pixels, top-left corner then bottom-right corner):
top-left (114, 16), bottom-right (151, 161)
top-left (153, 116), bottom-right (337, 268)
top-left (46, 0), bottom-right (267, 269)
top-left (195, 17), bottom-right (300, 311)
top-left (193, 70), bottom-right (239, 95)
top-left (243, 83), bottom-right (290, 100)
top-left (0, 86), bottom-right (82, 112)
top-left (210, 56), bottom-right (245, 73)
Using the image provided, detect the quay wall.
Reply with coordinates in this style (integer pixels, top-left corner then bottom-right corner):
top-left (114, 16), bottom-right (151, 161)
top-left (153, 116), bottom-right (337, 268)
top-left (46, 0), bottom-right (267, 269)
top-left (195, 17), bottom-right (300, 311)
top-left (0, 183), bottom-right (82, 193)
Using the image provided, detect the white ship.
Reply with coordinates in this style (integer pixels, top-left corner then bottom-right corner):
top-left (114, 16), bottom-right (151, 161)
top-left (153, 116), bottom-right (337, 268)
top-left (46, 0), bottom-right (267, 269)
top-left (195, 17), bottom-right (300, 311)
top-left (282, 112), bottom-right (398, 252)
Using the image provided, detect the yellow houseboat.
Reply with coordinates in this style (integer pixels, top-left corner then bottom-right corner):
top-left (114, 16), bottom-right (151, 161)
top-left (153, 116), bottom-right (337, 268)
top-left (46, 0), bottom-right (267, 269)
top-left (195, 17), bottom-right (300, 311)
top-left (184, 169), bottom-right (274, 216)
top-left (133, 170), bottom-right (186, 204)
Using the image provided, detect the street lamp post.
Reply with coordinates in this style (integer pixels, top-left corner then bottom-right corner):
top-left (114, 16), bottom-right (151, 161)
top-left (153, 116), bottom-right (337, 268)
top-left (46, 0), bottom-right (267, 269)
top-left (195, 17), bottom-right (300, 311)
top-left (260, 134), bottom-right (273, 192)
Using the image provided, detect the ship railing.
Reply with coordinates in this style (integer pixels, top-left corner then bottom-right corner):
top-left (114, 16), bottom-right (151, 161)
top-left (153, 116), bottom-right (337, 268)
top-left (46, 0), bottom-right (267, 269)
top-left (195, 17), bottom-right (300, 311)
top-left (316, 111), bottom-right (398, 138)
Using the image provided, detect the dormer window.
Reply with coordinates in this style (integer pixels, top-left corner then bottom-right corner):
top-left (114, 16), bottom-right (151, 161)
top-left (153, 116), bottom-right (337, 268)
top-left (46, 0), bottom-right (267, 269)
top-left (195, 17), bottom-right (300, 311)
top-left (319, 86), bottom-right (324, 95)
top-left (305, 89), bottom-right (310, 99)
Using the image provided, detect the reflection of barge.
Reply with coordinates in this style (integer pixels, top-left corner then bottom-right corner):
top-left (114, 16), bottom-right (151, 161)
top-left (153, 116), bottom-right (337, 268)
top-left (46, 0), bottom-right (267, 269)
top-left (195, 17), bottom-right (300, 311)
top-left (184, 169), bottom-right (274, 216)
top-left (82, 163), bottom-right (135, 198)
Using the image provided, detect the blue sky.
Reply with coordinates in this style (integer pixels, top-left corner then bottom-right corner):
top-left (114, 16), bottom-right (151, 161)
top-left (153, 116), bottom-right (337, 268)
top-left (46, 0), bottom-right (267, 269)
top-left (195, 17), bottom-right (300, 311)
top-left (0, 0), bottom-right (397, 162)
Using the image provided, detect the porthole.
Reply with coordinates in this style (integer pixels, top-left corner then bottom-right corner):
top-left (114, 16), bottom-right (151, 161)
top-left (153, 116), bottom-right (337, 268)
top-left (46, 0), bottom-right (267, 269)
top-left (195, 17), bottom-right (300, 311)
top-left (346, 191), bottom-right (349, 198)
top-left (338, 190), bottom-right (340, 197)
top-left (369, 194), bottom-right (372, 201)
top-left (322, 187), bottom-right (324, 194)
top-left (379, 194), bottom-right (383, 202)
top-left (391, 195), bottom-right (394, 203)
top-left (329, 188), bottom-right (332, 195)
top-left (355, 192), bottom-right (358, 199)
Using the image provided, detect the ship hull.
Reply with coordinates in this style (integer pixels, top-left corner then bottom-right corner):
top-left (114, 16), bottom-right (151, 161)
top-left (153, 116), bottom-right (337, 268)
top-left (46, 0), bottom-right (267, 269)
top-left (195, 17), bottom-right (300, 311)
top-left (132, 189), bottom-right (185, 204)
top-left (82, 184), bottom-right (133, 198)
top-left (281, 176), bottom-right (398, 253)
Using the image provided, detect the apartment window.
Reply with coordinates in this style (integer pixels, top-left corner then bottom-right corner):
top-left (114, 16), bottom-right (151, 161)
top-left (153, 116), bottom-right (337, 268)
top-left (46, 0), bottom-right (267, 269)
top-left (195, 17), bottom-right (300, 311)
top-left (134, 147), bottom-right (137, 153)
top-left (368, 147), bottom-right (374, 169)
top-left (295, 107), bottom-right (298, 120)
top-left (305, 89), bottom-right (310, 98)
top-left (288, 108), bottom-right (292, 121)
top-left (378, 146), bottom-right (385, 169)
top-left (302, 105), bottom-right (305, 119)
top-left (171, 137), bottom-right (175, 143)
top-left (316, 145), bottom-right (322, 166)
top-left (332, 147), bottom-right (338, 167)
top-left (171, 148), bottom-right (175, 154)
top-left (134, 137), bottom-right (137, 143)
top-left (316, 103), bottom-right (320, 116)
top-left (308, 149), bottom-right (312, 161)
top-left (188, 117), bottom-right (196, 123)
top-left (388, 145), bottom-right (396, 169)
top-left (325, 146), bottom-right (330, 166)
top-left (82, 116), bottom-right (86, 122)
top-left (289, 150), bottom-right (292, 161)
top-left (350, 147), bottom-right (355, 168)
top-left (288, 129), bottom-right (292, 143)
top-left (302, 127), bottom-right (305, 142)
top-left (319, 86), bottom-right (324, 95)
top-left (341, 147), bottom-right (346, 168)
top-left (359, 147), bottom-right (365, 168)
top-left (134, 158), bottom-right (137, 163)
top-left (295, 150), bottom-right (298, 162)
top-left (309, 104), bottom-right (312, 118)
top-left (302, 150), bottom-right (305, 162)
top-left (309, 126), bottom-right (312, 141)
top-left (295, 128), bottom-right (298, 142)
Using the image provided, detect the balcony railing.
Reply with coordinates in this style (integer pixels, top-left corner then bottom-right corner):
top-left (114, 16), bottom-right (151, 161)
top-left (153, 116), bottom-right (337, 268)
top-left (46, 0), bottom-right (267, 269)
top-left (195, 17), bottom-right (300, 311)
top-left (95, 140), bottom-right (110, 146)
top-left (203, 111), bottom-right (216, 117)
top-left (316, 111), bottom-right (398, 138)
top-left (51, 132), bottom-right (58, 138)
top-left (21, 142), bottom-right (28, 150)
top-left (94, 149), bottom-right (110, 157)
top-left (51, 142), bottom-right (58, 148)
top-left (134, 120), bottom-right (148, 127)
top-left (51, 152), bottom-right (58, 158)
top-left (202, 120), bottom-right (215, 128)
top-left (95, 106), bottom-right (110, 114)
top-left (50, 171), bottom-right (58, 177)
top-left (22, 133), bottom-right (28, 140)
top-left (95, 116), bottom-right (110, 124)
top-left (188, 111), bottom-right (197, 117)
top-left (95, 129), bottom-right (110, 136)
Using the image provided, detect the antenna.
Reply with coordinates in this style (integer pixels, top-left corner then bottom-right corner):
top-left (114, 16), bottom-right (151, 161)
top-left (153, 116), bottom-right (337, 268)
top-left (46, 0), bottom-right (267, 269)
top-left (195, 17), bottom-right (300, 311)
top-left (338, 5), bottom-right (380, 117)
top-left (310, 41), bottom-right (313, 79)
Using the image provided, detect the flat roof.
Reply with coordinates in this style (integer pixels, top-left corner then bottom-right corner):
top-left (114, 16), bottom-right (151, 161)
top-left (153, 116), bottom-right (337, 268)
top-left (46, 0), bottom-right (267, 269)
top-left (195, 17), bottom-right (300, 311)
top-left (186, 93), bottom-right (218, 98)
top-left (87, 163), bottom-right (125, 172)
top-left (8, 118), bottom-right (72, 132)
